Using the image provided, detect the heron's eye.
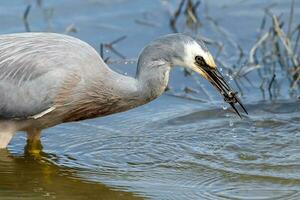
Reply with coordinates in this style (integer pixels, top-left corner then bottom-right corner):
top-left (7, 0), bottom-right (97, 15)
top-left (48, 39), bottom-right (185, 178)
top-left (195, 56), bottom-right (205, 66)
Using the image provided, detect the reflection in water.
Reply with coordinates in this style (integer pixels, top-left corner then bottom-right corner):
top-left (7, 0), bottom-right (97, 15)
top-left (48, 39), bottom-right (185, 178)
top-left (0, 147), bottom-right (142, 200)
top-left (2, 97), bottom-right (300, 200)
top-left (21, 99), bottom-right (297, 200)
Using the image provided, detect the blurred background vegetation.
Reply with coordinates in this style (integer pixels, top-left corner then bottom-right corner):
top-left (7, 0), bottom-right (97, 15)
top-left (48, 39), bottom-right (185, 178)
top-left (3, 0), bottom-right (299, 103)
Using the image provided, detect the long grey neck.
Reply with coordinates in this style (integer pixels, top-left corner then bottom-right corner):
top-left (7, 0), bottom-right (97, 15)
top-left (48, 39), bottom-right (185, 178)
top-left (85, 49), bottom-right (172, 113)
top-left (65, 34), bottom-right (192, 120)
top-left (87, 37), bottom-right (184, 115)
top-left (94, 45), bottom-right (172, 112)
top-left (104, 35), bottom-right (188, 108)
top-left (134, 36), bottom-right (185, 103)
top-left (135, 59), bottom-right (171, 103)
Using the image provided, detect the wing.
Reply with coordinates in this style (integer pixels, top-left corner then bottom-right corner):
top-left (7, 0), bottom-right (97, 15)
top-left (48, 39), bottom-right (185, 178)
top-left (0, 33), bottom-right (101, 119)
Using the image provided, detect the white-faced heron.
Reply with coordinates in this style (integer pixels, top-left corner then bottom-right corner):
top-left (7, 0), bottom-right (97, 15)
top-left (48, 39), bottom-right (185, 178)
top-left (0, 33), bottom-right (247, 149)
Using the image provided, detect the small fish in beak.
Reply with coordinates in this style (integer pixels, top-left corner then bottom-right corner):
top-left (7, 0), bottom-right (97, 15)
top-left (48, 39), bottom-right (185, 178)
top-left (181, 37), bottom-right (247, 117)
top-left (193, 55), bottom-right (248, 117)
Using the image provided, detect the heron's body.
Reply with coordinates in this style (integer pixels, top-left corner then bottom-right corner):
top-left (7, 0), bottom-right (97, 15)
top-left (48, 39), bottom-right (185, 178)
top-left (0, 32), bottom-right (246, 149)
top-left (0, 33), bottom-right (170, 148)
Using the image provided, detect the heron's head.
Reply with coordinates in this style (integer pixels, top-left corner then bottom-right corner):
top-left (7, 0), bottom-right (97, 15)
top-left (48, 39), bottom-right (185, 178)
top-left (167, 34), bottom-right (248, 117)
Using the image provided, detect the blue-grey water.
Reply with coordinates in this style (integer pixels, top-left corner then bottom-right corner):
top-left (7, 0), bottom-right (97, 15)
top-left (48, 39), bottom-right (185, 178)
top-left (1, 0), bottom-right (300, 199)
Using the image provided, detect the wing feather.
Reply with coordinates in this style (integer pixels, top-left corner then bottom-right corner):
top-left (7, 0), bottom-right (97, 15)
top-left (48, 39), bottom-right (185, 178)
top-left (0, 32), bottom-right (100, 119)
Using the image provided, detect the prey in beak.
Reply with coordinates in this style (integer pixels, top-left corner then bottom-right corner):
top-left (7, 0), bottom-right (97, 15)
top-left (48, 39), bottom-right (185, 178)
top-left (193, 55), bottom-right (248, 117)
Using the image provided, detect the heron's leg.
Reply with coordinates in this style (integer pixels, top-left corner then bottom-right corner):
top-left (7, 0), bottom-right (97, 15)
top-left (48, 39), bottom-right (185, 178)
top-left (26, 128), bottom-right (43, 154)
top-left (27, 128), bottom-right (41, 141)
top-left (0, 131), bottom-right (15, 149)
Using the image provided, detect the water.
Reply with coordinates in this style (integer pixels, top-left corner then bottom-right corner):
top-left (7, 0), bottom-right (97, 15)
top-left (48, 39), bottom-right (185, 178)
top-left (1, 0), bottom-right (300, 199)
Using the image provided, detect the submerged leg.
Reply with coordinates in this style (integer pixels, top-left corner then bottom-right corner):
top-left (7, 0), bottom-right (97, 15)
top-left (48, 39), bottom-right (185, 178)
top-left (27, 128), bottom-right (42, 142)
top-left (0, 131), bottom-right (15, 149)
top-left (26, 128), bottom-right (43, 154)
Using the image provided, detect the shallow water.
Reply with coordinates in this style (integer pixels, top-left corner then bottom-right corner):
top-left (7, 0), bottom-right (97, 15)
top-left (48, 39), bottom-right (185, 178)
top-left (1, 0), bottom-right (300, 199)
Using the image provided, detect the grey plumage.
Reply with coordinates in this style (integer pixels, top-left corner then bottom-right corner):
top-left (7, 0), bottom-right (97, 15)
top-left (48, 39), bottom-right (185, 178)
top-left (0, 33), bottom-right (137, 120)
top-left (0, 33), bottom-right (193, 120)
top-left (0, 33), bottom-right (97, 119)
top-left (0, 32), bottom-right (246, 149)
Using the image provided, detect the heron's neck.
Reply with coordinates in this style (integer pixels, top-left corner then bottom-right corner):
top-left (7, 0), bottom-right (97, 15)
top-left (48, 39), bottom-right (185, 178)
top-left (134, 38), bottom-right (180, 104)
top-left (135, 59), bottom-right (171, 104)
top-left (60, 46), bottom-right (172, 122)
top-left (87, 59), bottom-right (171, 112)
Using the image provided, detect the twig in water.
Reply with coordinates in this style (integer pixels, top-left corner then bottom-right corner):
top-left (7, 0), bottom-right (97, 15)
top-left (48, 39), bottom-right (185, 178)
top-left (185, 0), bottom-right (201, 28)
top-left (272, 15), bottom-right (298, 67)
top-left (259, 78), bottom-right (267, 100)
top-left (108, 47), bottom-right (126, 59)
top-left (99, 43), bottom-right (110, 63)
top-left (293, 25), bottom-right (300, 54)
top-left (291, 71), bottom-right (300, 89)
top-left (108, 35), bottom-right (127, 46)
top-left (274, 38), bottom-right (289, 71)
top-left (101, 36), bottom-right (127, 59)
top-left (100, 43), bottom-right (104, 60)
top-left (23, 5), bottom-right (31, 32)
top-left (268, 74), bottom-right (276, 99)
top-left (287, 0), bottom-right (295, 39)
top-left (249, 32), bottom-right (270, 65)
top-left (170, 0), bottom-right (185, 33)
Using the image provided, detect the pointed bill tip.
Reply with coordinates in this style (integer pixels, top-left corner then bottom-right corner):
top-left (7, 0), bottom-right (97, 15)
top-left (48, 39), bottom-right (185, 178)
top-left (229, 102), bottom-right (242, 118)
top-left (236, 97), bottom-right (248, 115)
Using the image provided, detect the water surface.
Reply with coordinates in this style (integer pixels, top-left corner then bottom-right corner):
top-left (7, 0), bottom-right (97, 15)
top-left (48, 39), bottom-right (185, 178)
top-left (1, 0), bottom-right (300, 199)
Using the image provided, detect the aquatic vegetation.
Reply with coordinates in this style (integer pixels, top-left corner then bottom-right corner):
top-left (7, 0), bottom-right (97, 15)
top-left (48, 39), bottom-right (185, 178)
top-left (168, 0), bottom-right (300, 100)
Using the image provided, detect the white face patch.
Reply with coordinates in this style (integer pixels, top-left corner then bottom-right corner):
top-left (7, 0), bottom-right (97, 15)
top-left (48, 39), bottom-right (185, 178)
top-left (181, 41), bottom-right (216, 69)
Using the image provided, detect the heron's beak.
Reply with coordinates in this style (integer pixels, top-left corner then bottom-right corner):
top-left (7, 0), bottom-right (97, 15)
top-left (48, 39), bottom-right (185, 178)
top-left (193, 65), bottom-right (248, 117)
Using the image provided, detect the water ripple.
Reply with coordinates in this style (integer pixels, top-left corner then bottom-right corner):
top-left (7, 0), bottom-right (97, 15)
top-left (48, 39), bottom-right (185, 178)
top-left (33, 100), bottom-right (300, 199)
